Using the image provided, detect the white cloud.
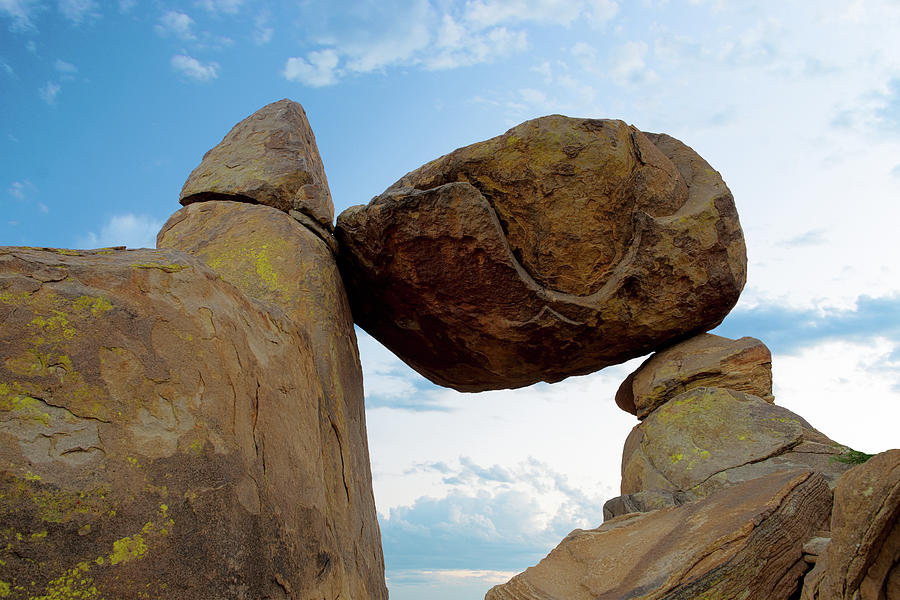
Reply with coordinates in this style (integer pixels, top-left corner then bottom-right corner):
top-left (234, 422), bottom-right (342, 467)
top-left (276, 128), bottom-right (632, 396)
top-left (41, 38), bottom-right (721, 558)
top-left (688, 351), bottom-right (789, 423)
top-left (38, 81), bottom-right (60, 104)
top-left (774, 337), bottom-right (899, 454)
top-left (1, 0), bottom-right (41, 31)
top-left (196, 0), bottom-right (242, 14)
top-left (283, 49), bottom-right (340, 87)
top-left (58, 0), bottom-right (99, 24)
top-left (1, 59), bottom-right (14, 77)
top-left (253, 10), bottom-right (272, 44)
top-left (77, 214), bottom-right (164, 249)
top-left (54, 58), bottom-right (77, 81)
top-left (155, 10), bottom-right (196, 40)
top-left (7, 179), bottom-right (33, 200)
top-left (171, 53), bottom-right (219, 81)
top-left (464, 0), bottom-right (617, 28)
top-left (610, 40), bottom-right (654, 84)
top-left (118, 0), bottom-right (136, 12)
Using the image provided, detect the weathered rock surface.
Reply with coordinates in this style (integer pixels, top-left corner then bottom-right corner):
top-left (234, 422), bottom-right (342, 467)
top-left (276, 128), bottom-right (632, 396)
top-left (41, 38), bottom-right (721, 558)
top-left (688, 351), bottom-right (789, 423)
top-left (0, 246), bottom-right (387, 599)
top-left (487, 469), bottom-right (832, 600)
top-left (616, 333), bottom-right (774, 418)
top-left (157, 200), bottom-right (384, 598)
top-left (621, 387), bottom-right (854, 501)
top-left (602, 489), bottom-right (687, 521)
top-left (180, 98), bottom-right (334, 229)
top-left (801, 449), bottom-right (900, 600)
top-left (337, 115), bottom-right (746, 391)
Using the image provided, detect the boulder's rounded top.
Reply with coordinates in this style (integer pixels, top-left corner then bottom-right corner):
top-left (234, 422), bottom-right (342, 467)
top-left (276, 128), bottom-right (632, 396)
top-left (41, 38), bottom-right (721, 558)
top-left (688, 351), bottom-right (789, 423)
top-left (336, 115), bottom-right (747, 392)
top-left (179, 98), bottom-right (334, 228)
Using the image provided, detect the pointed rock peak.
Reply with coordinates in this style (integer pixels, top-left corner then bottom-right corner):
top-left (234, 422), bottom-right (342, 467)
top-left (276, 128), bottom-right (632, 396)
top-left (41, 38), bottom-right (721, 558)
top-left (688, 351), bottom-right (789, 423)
top-left (179, 98), bottom-right (335, 230)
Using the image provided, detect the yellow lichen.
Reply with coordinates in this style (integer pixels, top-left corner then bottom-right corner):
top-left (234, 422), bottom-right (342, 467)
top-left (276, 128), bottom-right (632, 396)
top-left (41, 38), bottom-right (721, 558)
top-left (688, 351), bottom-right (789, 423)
top-left (0, 581), bottom-right (10, 597)
top-left (109, 533), bottom-right (147, 565)
top-left (31, 561), bottom-right (99, 600)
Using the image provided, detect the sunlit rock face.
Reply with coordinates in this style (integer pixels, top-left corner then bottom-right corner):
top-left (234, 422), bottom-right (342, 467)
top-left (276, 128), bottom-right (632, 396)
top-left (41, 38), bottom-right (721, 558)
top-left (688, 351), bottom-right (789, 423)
top-left (336, 115), bottom-right (747, 392)
top-left (0, 246), bottom-right (387, 600)
top-left (487, 469), bottom-right (833, 600)
top-left (179, 98), bottom-right (335, 230)
top-left (615, 333), bottom-right (774, 419)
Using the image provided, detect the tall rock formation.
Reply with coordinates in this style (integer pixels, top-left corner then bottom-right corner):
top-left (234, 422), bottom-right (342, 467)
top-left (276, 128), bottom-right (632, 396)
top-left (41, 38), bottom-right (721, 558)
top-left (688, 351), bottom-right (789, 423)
top-left (0, 247), bottom-right (380, 598)
top-left (337, 116), bottom-right (746, 392)
top-left (158, 201), bottom-right (385, 599)
top-left (0, 99), bottom-right (387, 599)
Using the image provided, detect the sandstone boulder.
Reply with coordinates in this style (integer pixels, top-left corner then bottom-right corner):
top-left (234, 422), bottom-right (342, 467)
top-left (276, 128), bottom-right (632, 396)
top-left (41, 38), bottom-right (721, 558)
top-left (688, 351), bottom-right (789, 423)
top-left (621, 387), bottom-right (854, 501)
top-left (487, 469), bottom-right (832, 600)
top-left (0, 246), bottom-right (386, 599)
top-left (616, 333), bottom-right (773, 418)
top-left (179, 99), bottom-right (334, 229)
top-left (157, 201), bottom-right (383, 599)
top-left (801, 449), bottom-right (900, 600)
top-left (337, 116), bottom-right (746, 391)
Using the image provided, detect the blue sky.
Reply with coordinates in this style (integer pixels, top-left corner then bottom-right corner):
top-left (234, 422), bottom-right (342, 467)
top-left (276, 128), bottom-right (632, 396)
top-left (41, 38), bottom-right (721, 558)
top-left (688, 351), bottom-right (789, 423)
top-left (3, 1), bottom-right (900, 599)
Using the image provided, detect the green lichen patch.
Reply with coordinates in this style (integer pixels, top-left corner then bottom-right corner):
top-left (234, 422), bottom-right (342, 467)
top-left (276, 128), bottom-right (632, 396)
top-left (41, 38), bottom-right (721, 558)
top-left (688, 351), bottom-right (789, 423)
top-left (31, 560), bottom-right (100, 600)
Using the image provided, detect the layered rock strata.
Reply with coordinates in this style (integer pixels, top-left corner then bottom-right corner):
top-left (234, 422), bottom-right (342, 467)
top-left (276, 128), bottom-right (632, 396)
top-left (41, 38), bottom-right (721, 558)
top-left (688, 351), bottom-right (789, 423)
top-left (337, 116), bottom-right (747, 392)
top-left (0, 246), bottom-right (386, 599)
top-left (801, 449), bottom-right (900, 600)
top-left (487, 469), bottom-right (832, 600)
top-left (180, 98), bottom-right (334, 230)
top-left (157, 200), bottom-right (386, 600)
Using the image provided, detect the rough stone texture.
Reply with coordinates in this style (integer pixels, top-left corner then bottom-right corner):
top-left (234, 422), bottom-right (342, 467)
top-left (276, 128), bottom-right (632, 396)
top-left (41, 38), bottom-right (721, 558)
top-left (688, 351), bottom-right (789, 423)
top-left (0, 246), bottom-right (387, 600)
top-left (616, 333), bottom-right (773, 419)
top-left (602, 489), bottom-right (687, 521)
top-left (157, 200), bottom-right (384, 599)
top-left (337, 116), bottom-right (746, 392)
top-left (486, 469), bottom-right (832, 600)
top-left (179, 99), bottom-right (334, 229)
top-left (621, 387), bottom-right (855, 500)
top-left (801, 449), bottom-right (900, 600)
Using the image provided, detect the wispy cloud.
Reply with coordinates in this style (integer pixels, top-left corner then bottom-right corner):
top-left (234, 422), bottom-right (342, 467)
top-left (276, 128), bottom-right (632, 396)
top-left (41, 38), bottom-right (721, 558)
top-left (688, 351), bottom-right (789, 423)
top-left (1, 0), bottom-right (41, 31)
top-left (54, 58), bottom-right (77, 80)
top-left (196, 0), bottom-right (242, 14)
top-left (58, 0), bottom-right (99, 25)
top-left (171, 53), bottom-right (219, 81)
top-left (283, 49), bottom-right (340, 87)
top-left (77, 213), bottom-right (164, 249)
top-left (118, 0), bottom-right (136, 13)
top-left (252, 10), bottom-right (272, 44)
top-left (714, 294), bottom-right (900, 355)
top-left (7, 179), bottom-right (34, 200)
top-left (155, 10), bottom-right (196, 40)
top-left (282, 0), bottom-right (617, 87)
top-left (38, 81), bottom-right (61, 104)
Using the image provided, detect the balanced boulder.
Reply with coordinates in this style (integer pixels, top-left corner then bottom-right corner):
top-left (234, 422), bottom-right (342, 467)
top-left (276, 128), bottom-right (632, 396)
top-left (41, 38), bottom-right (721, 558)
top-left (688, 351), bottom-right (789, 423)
top-left (487, 469), bottom-right (832, 600)
top-left (179, 98), bottom-right (334, 229)
top-left (616, 333), bottom-right (774, 419)
top-left (0, 246), bottom-right (387, 599)
top-left (337, 116), bottom-right (746, 391)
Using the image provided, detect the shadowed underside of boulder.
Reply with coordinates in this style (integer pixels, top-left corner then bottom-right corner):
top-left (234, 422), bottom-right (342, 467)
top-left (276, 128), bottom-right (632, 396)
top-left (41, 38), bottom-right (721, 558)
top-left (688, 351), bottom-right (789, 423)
top-left (337, 115), bottom-right (746, 392)
top-left (0, 246), bottom-right (387, 600)
top-left (487, 469), bottom-right (832, 600)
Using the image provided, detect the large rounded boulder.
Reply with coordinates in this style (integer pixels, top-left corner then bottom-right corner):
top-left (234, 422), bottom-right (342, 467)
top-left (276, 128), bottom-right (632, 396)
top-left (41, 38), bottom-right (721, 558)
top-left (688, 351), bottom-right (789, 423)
top-left (336, 116), bottom-right (747, 391)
